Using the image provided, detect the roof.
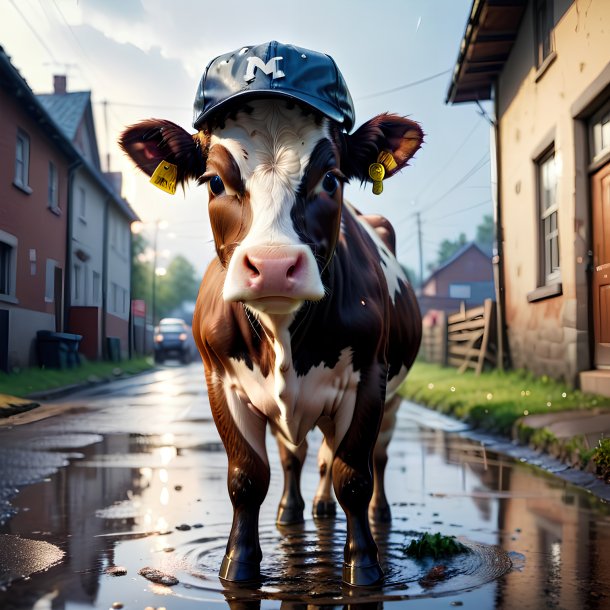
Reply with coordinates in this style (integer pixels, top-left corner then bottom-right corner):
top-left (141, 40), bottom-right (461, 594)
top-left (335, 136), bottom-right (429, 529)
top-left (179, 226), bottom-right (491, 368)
top-left (37, 91), bottom-right (90, 140)
top-left (423, 242), bottom-right (491, 285)
top-left (0, 46), bottom-right (79, 162)
top-left (446, 0), bottom-right (527, 104)
top-left (0, 46), bottom-right (138, 223)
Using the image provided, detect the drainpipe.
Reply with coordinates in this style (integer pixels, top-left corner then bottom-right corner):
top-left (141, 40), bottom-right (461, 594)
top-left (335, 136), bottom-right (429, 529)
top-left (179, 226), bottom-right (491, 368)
top-left (491, 83), bottom-right (510, 370)
top-left (64, 160), bottom-right (82, 333)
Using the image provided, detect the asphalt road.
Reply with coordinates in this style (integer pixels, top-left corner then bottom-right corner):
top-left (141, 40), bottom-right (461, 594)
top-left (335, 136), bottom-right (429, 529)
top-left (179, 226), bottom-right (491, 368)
top-left (0, 361), bottom-right (609, 609)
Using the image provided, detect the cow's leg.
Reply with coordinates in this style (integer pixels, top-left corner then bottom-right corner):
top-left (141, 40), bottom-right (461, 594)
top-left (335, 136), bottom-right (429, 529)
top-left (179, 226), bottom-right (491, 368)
top-left (208, 376), bottom-right (270, 582)
top-left (333, 368), bottom-right (385, 587)
top-left (274, 432), bottom-right (307, 525)
top-left (369, 394), bottom-right (401, 524)
top-left (313, 417), bottom-right (336, 517)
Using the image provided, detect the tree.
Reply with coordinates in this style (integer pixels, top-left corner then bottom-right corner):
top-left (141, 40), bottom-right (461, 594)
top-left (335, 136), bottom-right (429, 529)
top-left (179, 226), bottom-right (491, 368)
top-left (155, 255), bottom-right (200, 320)
top-left (131, 232), bottom-right (152, 303)
top-left (430, 232), bottom-right (468, 270)
top-left (475, 214), bottom-right (494, 255)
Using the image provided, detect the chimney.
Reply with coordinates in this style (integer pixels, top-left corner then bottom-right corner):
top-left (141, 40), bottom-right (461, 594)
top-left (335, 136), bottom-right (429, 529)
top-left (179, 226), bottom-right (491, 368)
top-left (53, 74), bottom-right (67, 95)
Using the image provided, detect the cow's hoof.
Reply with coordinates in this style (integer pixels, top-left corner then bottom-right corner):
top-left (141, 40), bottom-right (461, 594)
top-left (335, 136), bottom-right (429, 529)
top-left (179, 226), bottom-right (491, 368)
top-left (342, 561), bottom-right (384, 587)
top-left (369, 504), bottom-right (392, 524)
top-left (312, 498), bottom-right (336, 518)
top-left (219, 555), bottom-right (261, 583)
top-left (276, 504), bottom-right (304, 525)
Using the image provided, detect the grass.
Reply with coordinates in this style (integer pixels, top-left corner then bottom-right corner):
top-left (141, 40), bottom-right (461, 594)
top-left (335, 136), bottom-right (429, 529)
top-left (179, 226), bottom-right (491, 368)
top-left (399, 361), bottom-right (610, 436)
top-left (399, 361), bottom-right (610, 473)
top-left (0, 357), bottom-right (155, 399)
top-left (404, 532), bottom-right (470, 560)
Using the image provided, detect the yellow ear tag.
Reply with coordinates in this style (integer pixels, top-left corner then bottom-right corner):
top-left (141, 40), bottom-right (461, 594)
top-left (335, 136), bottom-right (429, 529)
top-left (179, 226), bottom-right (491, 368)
top-left (150, 160), bottom-right (178, 195)
top-left (377, 150), bottom-right (398, 173)
top-left (369, 162), bottom-right (385, 196)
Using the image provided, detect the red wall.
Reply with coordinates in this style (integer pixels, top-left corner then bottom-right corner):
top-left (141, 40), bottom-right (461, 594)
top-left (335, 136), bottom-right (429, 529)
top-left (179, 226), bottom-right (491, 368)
top-left (0, 89), bottom-right (70, 314)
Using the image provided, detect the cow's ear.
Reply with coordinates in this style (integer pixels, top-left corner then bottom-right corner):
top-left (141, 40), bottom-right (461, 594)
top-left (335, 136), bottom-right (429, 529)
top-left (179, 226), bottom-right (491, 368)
top-left (338, 114), bottom-right (423, 183)
top-left (119, 119), bottom-right (208, 185)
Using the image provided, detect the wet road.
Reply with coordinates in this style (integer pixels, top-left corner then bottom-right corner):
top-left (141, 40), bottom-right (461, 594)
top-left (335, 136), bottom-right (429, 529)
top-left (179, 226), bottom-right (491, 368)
top-left (0, 362), bottom-right (609, 609)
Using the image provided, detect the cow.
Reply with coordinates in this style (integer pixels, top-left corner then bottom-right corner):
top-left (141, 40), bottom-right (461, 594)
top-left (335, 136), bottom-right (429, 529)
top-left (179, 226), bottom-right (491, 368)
top-left (120, 41), bottom-right (422, 587)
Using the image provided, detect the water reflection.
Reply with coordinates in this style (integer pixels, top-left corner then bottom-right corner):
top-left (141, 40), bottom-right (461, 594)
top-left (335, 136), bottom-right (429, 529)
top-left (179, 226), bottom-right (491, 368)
top-left (0, 396), bottom-right (609, 609)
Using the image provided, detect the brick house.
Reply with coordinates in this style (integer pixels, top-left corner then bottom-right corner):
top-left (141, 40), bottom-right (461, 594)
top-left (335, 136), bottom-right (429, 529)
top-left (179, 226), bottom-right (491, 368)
top-left (447, 0), bottom-right (610, 394)
top-left (0, 46), bottom-right (79, 370)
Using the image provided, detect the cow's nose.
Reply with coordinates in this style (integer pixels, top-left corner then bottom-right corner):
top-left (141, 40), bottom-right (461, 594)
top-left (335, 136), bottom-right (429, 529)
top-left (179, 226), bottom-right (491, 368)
top-left (243, 249), bottom-right (303, 291)
top-left (223, 245), bottom-right (325, 305)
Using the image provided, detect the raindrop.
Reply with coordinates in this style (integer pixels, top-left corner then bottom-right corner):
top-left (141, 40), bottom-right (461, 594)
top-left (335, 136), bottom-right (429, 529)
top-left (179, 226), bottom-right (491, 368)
top-left (523, 410), bottom-right (529, 416)
top-left (428, 383), bottom-right (434, 389)
top-left (450, 386), bottom-right (456, 392)
top-left (486, 393), bottom-right (493, 400)
top-left (547, 401), bottom-right (552, 407)
top-left (562, 392), bottom-right (567, 398)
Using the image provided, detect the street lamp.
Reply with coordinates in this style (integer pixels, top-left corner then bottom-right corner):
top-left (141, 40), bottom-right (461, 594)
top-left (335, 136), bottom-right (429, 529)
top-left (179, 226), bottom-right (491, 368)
top-left (131, 219), bottom-right (168, 328)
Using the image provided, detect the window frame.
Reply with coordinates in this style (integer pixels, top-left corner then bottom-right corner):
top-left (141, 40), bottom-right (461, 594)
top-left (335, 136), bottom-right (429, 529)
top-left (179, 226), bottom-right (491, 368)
top-left (537, 146), bottom-right (561, 287)
top-left (534, 0), bottom-right (554, 69)
top-left (14, 129), bottom-right (32, 194)
top-left (48, 161), bottom-right (59, 212)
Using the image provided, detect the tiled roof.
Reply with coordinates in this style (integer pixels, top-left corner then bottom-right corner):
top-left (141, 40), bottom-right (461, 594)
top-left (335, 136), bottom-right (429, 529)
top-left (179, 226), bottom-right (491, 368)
top-left (37, 91), bottom-right (90, 140)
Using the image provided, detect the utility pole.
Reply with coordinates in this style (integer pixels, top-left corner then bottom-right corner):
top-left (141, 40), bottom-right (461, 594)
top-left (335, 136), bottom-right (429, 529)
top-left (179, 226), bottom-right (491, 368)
top-left (416, 211), bottom-right (424, 289)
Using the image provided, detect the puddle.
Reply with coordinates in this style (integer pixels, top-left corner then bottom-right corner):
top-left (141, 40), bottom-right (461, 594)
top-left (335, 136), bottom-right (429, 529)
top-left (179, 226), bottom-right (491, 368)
top-left (0, 367), bottom-right (609, 608)
top-left (0, 534), bottom-right (64, 589)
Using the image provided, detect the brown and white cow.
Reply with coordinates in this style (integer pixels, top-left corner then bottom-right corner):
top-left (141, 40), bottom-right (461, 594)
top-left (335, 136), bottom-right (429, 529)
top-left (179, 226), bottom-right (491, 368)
top-left (120, 42), bottom-right (422, 587)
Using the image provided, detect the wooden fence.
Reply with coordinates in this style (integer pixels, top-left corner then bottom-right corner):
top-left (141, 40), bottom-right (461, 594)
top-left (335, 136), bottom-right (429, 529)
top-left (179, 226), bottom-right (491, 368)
top-left (445, 298), bottom-right (496, 374)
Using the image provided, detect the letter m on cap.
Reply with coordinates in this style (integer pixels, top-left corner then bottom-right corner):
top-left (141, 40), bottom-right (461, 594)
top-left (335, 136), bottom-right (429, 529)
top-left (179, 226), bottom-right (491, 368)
top-left (244, 56), bottom-right (285, 82)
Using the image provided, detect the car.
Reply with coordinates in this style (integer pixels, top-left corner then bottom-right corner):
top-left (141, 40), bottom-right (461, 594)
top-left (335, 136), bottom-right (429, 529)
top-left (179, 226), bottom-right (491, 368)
top-left (153, 318), bottom-right (195, 364)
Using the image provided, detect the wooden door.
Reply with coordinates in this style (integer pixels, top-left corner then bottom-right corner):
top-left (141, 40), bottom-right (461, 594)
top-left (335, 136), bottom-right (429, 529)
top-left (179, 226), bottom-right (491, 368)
top-left (592, 163), bottom-right (610, 367)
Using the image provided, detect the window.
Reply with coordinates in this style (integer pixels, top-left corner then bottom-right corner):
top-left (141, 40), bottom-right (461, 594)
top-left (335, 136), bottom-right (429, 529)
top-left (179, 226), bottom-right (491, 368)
top-left (0, 242), bottom-right (12, 295)
top-left (45, 260), bottom-right (57, 302)
top-left (48, 162), bottom-right (59, 211)
top-left (73, 263), bottom-right (81, 301)
top-left (590, 100), bottom-right (610, 164)
top-left (538, 148), bottom-right (560, 285)
top-left (92, 271), bottom-right (100, 304)
top-left (449, 284), bottom-right (472, 299)
top-left (78, 187), bottom-right (86, 223)
top-left (14, 129), bottom-right (31, 192)
top-left (0, 231), bottom-right (18, 301)
top-left (535, 0), bottom-right (554, 68)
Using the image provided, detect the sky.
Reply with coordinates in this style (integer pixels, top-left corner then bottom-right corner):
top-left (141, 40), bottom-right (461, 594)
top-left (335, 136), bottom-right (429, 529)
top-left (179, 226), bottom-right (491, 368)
top-left (0, 0), bottom-right (493, 281)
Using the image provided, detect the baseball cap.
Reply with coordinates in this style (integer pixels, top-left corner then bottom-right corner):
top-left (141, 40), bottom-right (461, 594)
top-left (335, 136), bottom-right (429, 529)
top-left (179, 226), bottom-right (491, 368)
top-left (193, 41), bottom-right (355, 132)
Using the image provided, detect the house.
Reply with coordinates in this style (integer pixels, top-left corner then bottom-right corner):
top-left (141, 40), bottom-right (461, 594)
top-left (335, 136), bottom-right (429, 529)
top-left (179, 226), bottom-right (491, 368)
top-left (0, 46), bottom-right (79, 371)
top-left (447, 0), bottom-right (610, 395)
top-left (38, 76), bottom-right (138, 361)
top-left (0, 47), bottom-right (139, 371)
top-left (419, 241), bottom-right (495, 317)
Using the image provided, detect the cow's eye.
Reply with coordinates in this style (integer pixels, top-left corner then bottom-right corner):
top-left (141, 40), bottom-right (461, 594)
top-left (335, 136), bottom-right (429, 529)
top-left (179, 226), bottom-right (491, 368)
top-left (209, 175), bottom-right (225, 196)
top-left (322, 172), bottom-right (338, 195)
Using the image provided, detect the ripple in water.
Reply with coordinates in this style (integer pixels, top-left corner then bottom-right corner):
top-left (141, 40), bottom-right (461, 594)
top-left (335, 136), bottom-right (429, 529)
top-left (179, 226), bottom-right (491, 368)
top-left (170, 517), bottom-right (512, 604)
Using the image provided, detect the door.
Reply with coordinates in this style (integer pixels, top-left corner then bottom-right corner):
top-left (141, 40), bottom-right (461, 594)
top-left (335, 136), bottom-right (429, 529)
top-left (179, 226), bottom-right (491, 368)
top-left (54, 266), bottom-right (63, 332)
top-left (592, 163), bottom-right (610, 367)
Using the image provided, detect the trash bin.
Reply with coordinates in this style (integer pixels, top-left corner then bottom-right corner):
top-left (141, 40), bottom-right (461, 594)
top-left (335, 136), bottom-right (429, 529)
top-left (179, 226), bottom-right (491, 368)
top-left (106, 337), bottom-right (121, 362)
top-left (36, 331), bottom-right (82, 369)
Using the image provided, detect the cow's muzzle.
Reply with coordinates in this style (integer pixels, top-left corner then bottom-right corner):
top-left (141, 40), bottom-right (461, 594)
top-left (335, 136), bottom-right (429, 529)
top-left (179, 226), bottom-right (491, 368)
top-left (223, 245), bottom-right (325, 313)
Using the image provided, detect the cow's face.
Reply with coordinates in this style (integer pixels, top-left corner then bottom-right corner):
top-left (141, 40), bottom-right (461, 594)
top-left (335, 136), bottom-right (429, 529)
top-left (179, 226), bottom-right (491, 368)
top-left (203, 101), bottom-right (342, 315)
top-left (120, 102), bottom-right (423, 316)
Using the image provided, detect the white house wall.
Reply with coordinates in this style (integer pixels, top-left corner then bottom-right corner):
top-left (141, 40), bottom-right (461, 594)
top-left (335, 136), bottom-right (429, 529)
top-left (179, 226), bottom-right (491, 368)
top-left (71, 169), bottom-right (104, 307)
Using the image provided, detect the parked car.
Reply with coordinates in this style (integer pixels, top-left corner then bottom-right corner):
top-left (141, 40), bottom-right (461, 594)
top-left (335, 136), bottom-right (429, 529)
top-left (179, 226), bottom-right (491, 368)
top-left (153, 318), bottom-right (195, 364)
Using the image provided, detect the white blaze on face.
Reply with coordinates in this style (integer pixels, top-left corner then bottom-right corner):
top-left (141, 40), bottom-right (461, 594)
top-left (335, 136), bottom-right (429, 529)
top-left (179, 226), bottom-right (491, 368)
top-left (210, 102), bottom-right (328, 311)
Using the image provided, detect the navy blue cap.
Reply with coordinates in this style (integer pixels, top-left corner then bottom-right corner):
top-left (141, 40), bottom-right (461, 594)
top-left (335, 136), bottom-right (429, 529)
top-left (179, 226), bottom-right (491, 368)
top-left (193, 41), bottom-right (355, 132)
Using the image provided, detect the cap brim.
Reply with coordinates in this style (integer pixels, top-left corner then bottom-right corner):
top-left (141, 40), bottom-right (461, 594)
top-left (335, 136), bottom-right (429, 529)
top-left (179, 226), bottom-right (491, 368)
top-left (193, 89), bottom-right (349, 131)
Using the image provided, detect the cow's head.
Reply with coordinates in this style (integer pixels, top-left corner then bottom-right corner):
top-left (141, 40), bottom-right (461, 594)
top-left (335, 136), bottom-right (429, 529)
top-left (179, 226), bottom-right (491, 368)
top-left (120, 43), bottom-right (422, 317)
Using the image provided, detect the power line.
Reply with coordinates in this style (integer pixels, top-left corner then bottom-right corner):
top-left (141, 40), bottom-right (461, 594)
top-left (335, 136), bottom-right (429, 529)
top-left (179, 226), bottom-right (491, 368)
top-left (413, 117), bottom-right (484, 203)
top-left (93, 100), bottom-right (191, 111)
top-left (9, 0), bottom-right (59, 65)
top-left (356, 69), bottom-right (452, 101)
top-left (420, 153), bottom-right (490, 216)
top-left (426, 199), bottom-right (491, 223)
